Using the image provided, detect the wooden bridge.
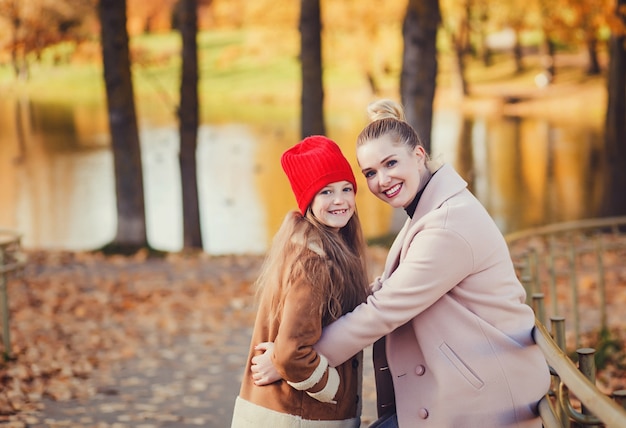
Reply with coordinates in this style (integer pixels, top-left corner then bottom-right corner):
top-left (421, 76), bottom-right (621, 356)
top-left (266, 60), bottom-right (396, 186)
top-left (507, 216), bottom-right (626, 427)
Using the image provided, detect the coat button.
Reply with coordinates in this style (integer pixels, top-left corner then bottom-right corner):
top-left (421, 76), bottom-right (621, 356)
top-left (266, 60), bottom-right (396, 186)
top-left (352, 358), bottom-right (359, 368)
top-left (415, 364), bottom-right (426, 376)
top-left (418, 408), bottom-right (429, 419)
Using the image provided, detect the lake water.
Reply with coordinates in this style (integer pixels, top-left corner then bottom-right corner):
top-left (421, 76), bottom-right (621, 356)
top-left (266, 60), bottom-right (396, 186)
top-left (0, 99), bottom-right (605, 255)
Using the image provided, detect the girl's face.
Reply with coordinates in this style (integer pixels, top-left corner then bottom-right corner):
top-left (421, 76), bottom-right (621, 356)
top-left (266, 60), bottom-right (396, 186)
top-left (310, 180), bottom-right (356, 230)
top-left (357, 135), bottom-right (426, 209)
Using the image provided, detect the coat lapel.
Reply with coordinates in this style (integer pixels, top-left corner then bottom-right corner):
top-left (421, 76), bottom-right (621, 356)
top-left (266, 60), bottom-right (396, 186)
top-left (383, 164), bottom-right (469, 278)
top-left (382, 164), bottom-right (468, 279)
top-left (413, 163), bottom-right (468, 222)
top-left (382, 217), bottom-right (410, 278)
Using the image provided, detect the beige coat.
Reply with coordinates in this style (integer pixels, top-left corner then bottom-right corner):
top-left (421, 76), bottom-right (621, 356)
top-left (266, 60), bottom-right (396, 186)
top-left (315, 164), bottom-right (551, 427)
top-left (232, 247), bottom-right (362, 427)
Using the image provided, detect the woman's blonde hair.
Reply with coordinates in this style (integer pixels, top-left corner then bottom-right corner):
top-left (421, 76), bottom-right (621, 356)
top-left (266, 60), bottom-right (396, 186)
top-left (366, 99), bottom-right (406, 122)
top-left (359, 99), bottom-right (441, 170)
top-left (358, 99), bottom-right (420, 150)
top-left (256, 209), bottom-right (370, 325)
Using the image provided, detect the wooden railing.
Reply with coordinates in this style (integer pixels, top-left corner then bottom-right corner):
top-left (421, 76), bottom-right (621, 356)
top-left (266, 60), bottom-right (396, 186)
top-left (532, 314), bottom-right (626, 427)
top-left (506, 217), bottom-right (626, 427)
top-left (0, 229), bottom-right (26, 361)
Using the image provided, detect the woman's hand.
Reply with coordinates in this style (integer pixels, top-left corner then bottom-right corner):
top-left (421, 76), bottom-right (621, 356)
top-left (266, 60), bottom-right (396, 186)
top-left (251, 342), bottom-right (282, 385)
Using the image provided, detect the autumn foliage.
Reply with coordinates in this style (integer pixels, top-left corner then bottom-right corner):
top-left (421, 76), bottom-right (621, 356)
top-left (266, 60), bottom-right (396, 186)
top-left (0, 250), bottom-right (263, 419)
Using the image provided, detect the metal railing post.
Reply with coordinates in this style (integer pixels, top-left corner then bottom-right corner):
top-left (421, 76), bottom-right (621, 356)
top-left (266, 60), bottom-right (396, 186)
top-left (548, 235), bottom-right (559, 316)
top-left (551, 316), bottom-right (566, 352)
top-left (530, 248), bottom-right (539, 298)
top-left (595, 234), bottom-right (608, 331)
top-left (0, 230), bottom-right (25, 361)
top-left (550, 316), bottom-right (569, 427)
top-left (0, 247), bottom-right (10, 360)
top-left (532, 293), bottom-right (546, 325)
top-left (577, 348), bottom-right (596, 417)
top-left (567, 236), bottom-right (580, 349)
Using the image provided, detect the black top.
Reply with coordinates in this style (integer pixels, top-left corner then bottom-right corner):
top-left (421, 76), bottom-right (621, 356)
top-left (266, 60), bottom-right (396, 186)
top-left (404, 170), bottom-right (436, 219)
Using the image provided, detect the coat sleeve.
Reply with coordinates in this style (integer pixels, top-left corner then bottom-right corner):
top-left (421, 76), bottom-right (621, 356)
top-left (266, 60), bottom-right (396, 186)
top-left (272, 266), bottom-right (340, 403)
top-left (316, 227), bottom-right (474, 367)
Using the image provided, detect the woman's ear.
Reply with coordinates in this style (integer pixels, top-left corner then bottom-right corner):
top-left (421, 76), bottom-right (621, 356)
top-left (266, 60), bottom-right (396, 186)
top-left (414, 145), bottom-right (426, 158)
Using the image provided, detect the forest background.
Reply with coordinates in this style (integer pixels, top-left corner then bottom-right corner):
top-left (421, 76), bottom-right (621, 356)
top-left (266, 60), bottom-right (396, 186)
top-left (1, 0), bottom-right (625, 253)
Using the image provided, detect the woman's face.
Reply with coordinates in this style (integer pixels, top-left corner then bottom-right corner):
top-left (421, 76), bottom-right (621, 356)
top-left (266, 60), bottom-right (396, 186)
top-left (310, 180), bottom-right (356, 230)
top-left (357, 135), bottom-right (426, 209)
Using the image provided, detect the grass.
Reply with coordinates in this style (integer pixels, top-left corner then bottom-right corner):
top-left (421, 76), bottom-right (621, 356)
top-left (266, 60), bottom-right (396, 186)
top-left (0, 29), bottom-right (297, 122)
top-left (0, 27), bottom-right (608, 129)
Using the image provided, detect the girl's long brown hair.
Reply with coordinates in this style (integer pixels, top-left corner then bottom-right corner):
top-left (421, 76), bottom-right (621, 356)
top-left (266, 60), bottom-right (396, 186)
top-left (256, 209), bottom-right (370, 326)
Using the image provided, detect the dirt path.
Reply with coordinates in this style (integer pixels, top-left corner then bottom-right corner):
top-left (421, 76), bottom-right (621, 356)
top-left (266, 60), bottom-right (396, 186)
top-left (0, 250), bottom-right (380, 427)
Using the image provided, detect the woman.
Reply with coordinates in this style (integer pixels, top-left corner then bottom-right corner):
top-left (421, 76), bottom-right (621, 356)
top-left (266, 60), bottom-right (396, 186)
top-left (253, 100), bottom-right (551, 427)
top-left (230, 135), bottom-right (371, 427)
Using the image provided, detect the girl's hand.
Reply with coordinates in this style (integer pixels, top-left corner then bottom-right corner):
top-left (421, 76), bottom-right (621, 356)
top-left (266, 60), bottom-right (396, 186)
top-left (251, 342), bottom-right (282, 385)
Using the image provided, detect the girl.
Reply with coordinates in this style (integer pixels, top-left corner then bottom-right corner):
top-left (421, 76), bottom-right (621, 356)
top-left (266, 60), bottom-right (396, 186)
top-left (230, 135), bottom-right (371, 427)
top-left (253, 100), bottom-right (551, 427)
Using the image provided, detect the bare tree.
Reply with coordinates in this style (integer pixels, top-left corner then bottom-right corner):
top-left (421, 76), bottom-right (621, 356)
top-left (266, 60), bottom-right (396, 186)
top-left (0, 0), bottom-right (96, 79)
top-left (540, 13), bottom-right (557, 80)
top-left (512, 24), bottom-right (524, 74)
top-left (602, 0), bottom-right (626, 216)
top-left (299, 0), bottom-right (325, 138)
top-left (99, 0), bottom-right (148, 253)
top-left (401, 0), bottom-right (440, 153)
top-left (177, 0), bottom-right (202, 249)
top-left (581, 1), bottom-right (601, 75)
top-left (445, 0), bottom-right (470, 96)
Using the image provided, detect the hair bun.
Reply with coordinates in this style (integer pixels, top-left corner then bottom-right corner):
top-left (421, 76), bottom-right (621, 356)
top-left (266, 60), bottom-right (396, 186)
top-left (367, 99), bottom-right (406, 122)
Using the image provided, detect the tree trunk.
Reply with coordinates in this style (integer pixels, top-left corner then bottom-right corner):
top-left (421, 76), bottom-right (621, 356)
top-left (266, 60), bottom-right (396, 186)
top-left (544, 38), bottom-right (556, 79)
top-left (99, 0), bottom-right (148, 253)
top-left (456, 48), bottom-right (468, 96)
top-left (582, 4), bottom-right (601, 76)
top-left (478, 6), bottom-right (492, 67)
top-left (9, 1), bottom-right (26, 80)
top-left (11, 14), bottom-right (20, 78)
top-left (456, 117), bottom-right (474, 192)
top-left (400, 0), bottom-right (440, 153)
top-left (178, 0), bottom-right (203, 249)
top-left (602, 0), bottom-right (626, 216)
top-left (513, 28), bottom-right (524, 74)
top-left (452, 0), bottom-right (470, 96)
top-left (586, 37), bottom-right (601, 75)
top-left (299, 0), bottom-right (325, 138)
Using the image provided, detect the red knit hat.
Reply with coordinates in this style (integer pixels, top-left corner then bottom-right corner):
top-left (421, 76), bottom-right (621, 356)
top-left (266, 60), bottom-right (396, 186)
top-left (281, 135), bottom-right (357, 214)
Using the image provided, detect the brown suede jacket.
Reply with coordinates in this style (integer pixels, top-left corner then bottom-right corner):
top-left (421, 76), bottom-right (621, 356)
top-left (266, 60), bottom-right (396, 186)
top-left (233, 248), bottom-right (363, 425)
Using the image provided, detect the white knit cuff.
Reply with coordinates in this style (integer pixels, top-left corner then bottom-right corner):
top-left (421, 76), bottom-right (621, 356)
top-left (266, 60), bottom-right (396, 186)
top-left (306, 366), bottom-right (339, 404)
top-left (287, 354), bottom-right (328, 391)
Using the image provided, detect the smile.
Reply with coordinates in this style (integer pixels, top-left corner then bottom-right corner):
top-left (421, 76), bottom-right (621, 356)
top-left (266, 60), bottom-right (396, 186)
top-left (383, 183), bottom-right (402, 198)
